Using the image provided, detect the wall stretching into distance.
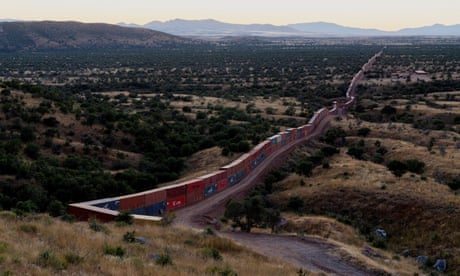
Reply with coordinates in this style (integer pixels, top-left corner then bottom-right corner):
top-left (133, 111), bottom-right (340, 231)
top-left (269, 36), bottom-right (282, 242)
top-left (68, 50), bottom-right (383, 223)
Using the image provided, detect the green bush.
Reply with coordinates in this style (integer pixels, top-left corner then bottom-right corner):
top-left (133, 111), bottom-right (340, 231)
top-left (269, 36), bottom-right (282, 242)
top-left (201, 247), bottom-right (222, 261)
top-left (103, 245), bottom-right (125, 258)
top-left (357, 127), bottom-right (371, 137)
top-left (287, 196), bottom-right (304, 211)
top-left (36, 250), bottom-right (67, 270)
top-left (205, 265), bottom-right (237, 276)
top-left (115, 211), bottom-right (134, 225)
top-left (64, 253), bottom-right (84, 265)
top-left (123, 231), bottom-right (136, 243)
top-left (89, 219), bottom-right (109, 233)
top-left (387, 160), bottom-right (407, 177)
top-left (155, 252), bottom-right (173, 266)
top-left (405, 159), bottom-right (425, 174)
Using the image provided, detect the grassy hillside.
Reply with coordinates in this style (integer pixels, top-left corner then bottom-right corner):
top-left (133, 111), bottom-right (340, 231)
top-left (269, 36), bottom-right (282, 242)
top-left (268, 112), bottom-right (460, 274)
top-left (0, 212), bottom-right (299, 275)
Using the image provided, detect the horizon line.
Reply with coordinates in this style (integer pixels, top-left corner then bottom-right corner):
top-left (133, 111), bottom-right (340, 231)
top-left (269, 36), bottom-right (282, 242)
top-left (1, 18), bottom-right (459, 32)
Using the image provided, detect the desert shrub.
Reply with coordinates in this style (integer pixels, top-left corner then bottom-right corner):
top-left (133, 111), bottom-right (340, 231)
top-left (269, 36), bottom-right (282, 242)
top-left (287, 196), bottom-right (304, 211)
top-left (447, 178), bottom-right (460, 190)
top-left (201, 247), bottom-right (222, 261)
top-left (357, 127), bottom-right (371, 137)
top-left (123, 231), bottom-right (136, 243)
top-left (36, 250), bottom-right (67, 270)
top-left (47, 200), bottom-right (65, 217)
top-left (321, 146), bottom-right (339, 157)
top-left (347, 145), bottom-right (365, 160)
top-left (89, 219), bottom-right (109, 233)
top-left (24, 143), bottom-right (40, 159)
top-left (387, 160), bottom-right (407, 177)
top-left (297, 160), bottom-right (314, 176)
top-left (155, 252), bottom-right (173, 266)
top-left (405, 159), bottom-right (425, 174)
top-left (115, 211), bottom-right (133, 225)
top-left (205, 265), bottom-right (237, 276)
top-left (103, 245), bottom-right (125, 258)
top-left (64, 253), bottom-right (84, 265)
top-left (160, 212), bottom-right (176, 226)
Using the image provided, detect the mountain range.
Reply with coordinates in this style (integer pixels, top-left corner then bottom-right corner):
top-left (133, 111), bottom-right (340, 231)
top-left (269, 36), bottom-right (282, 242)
top-left (0, 21), bottom-right (190, 51)
top-left (119, 19), bottom-right (460, 37)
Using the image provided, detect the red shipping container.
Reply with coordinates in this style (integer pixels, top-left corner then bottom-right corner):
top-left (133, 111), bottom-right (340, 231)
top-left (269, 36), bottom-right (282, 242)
top-left (167, 195), bottom-right (186, 211)
top-left (186, 179), bottom-right (205, 205)
top-left (119, 193), bottom-right (146, 211)
top-left (68, 204), bottom-right (117, 222)
top-left (217, 178), bottom-right (227, 191)
top-left (166, 184), bottom-right (187, 198)
top-left (144, 189), bottom-right (167, 206)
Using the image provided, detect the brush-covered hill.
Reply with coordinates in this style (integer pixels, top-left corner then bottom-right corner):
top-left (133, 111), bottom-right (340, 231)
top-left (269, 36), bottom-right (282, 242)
top-left (0, 21), bottom-right (191, 51)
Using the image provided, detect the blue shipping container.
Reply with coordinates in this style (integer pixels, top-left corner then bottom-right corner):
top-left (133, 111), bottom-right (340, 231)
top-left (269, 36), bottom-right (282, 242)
top-left (132, 201), bottom-right (166, 216)
top-left (204, 183), bottom-right (218, 197)
top-left (93, 200), bottom-right (120, 211)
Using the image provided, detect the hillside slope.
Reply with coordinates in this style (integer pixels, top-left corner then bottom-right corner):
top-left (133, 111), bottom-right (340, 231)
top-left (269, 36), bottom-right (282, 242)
top-left (0, 21), bottom-right (190, 51)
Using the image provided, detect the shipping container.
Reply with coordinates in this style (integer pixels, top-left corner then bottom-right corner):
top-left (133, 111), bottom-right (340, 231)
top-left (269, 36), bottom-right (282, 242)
top-left (68, 204), bottom-right (117, 222)
top-left (221, 157), bottom-right (246, 186)
top-left (217, 178), bottom-right (228, 191)
top-left (305, 124), bottom-right (314, 136)
top-left (93, 199), bottom-right (120, 211)
top-left (166, 184), bottom-right (187, 198)
top-left (249, 140), bottom-right (269, 169)
top-left (144, 189), bottom-right (167, 206)
top-left (286, 128), bottom-right (297, 143)
top-left (119, 193), bottom-right (146, 211)
top-left (167, 195), bottom-right (186, 211)
top-left (132, 201), bottom-right (166, 216)
top-left (297, 126), bottom-right (305, 139)
top-left (185, 179), bottom-right (205, 205)
top-left (204, 183), bottom-right (218, 197)
top-left (144, 201), bottom-right (167, 216)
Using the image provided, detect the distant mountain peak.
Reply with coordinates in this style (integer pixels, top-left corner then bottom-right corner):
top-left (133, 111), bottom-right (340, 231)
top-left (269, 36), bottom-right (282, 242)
top-left (137, 19), bottom-right (460, 37)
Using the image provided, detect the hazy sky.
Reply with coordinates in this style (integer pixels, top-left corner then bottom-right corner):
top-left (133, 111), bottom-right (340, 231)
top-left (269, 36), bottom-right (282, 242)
top-left (2, 0), bottom-right (459, 30)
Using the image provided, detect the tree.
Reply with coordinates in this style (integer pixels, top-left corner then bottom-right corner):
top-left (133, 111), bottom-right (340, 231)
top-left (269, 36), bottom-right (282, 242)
top-left (224, 201), bottom-right (245, 228)
top-left (381, 105), bottom-right (396, 116)
top-left (387, 160), bottom-right (407, 177)
top-left (287, 196), bottom-right (304, 211)
top-left (297, 159), bottom-right (314, 176)
top-left (405, 159), bottom-right (425, 174)
top-left (357, 127), bottom-right (371, 137)
top-left (47, 200), bottom-right (65, 217)
top-left (265, 208), bottom-right (281, 232)
top-left (20, 126), bottom-right (36, 142)
top-left (24, 143), bottom-right (40, 159)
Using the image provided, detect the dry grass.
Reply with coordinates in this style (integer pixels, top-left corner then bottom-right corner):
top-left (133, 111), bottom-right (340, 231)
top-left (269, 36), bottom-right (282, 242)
top-left (270, 116), bottom-right (460, 274)
top-left (0, 212), bottom-right (299, 275)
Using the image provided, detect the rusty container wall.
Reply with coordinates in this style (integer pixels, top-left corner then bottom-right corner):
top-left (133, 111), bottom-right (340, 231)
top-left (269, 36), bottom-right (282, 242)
top-left (144, 189), bottom-right (167, 206)
top-left (68, 205), bottom-right (116, 222)
top-left (166, 184), bottom-right (187, 198)
top-left (167, 195), bottom-right (186, 211)
top-left (119, 193), bottom-right (146, 211)
top-left (186, 179), bottom-right (205, 205)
